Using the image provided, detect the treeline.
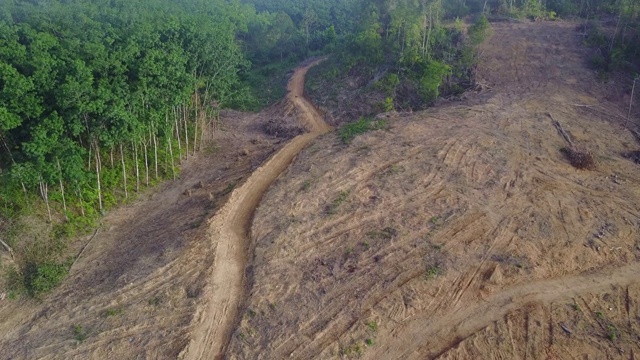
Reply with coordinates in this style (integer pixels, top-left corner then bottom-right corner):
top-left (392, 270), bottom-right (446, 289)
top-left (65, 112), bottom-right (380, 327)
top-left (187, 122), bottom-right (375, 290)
top-left (241, 0), bottom-right (637, 119)
top-left (288, 0), bottom-right (496, 118)
top-left (0, 0), bottom-right (251, 222)
top-left (0, 0), bottom-right (257, 295)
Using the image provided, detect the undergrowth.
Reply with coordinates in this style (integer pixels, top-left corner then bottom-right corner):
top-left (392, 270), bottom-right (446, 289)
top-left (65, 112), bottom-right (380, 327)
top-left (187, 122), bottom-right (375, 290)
top-left (339, 118), bottom-right (388, 144)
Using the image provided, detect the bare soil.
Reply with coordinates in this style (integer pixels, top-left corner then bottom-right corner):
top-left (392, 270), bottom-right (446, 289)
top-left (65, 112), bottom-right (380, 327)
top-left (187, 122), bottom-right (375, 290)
top-left (225, 21), bottom-right (640, 360)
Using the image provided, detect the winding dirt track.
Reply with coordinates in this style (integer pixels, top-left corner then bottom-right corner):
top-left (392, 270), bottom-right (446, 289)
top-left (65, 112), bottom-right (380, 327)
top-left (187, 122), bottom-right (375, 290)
top-left (180, 59), bottom-right (330, 360)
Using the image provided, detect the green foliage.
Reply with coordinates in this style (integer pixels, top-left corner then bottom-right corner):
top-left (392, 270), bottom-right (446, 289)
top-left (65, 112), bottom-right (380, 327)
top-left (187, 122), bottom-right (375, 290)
top-left (375, 74), bottom-right (400, 97)
top-left (0, 0), bottom-right (254, 296)
top-left (24, 261), bottom-right (69, 297)
top-left (366, 320), bottom-right (378, 332)
top-left (382, 97), bottom-right (395, 112)
top-left (607, 324), bottom-right (618, 341)
top-left (327, 190), bottom-right (351, 215)
top-left (425, 264), bottom-right (444, 279)
top-left (582, 19), bottom-right (640, 74)
top-left (417, 60), bottom-right (452, 103)
top-left (72, 324), bottom-right (88, 342)
top-left (468, 16), bottom-right (492, 46)
top-left (102, 307), bottom-right (124, 318)
top-left (339, 118), bottom-right (387, 144)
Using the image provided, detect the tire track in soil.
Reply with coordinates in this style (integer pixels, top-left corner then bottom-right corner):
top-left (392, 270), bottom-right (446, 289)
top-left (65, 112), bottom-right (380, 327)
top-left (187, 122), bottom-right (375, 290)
top-left (366, 262), bottom-right (640, 360)
top-left (179, 59), bottom-right (331, 360)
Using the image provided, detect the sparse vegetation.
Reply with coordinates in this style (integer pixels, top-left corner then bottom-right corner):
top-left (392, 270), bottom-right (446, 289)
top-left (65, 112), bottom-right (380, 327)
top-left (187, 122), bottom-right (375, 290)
top-left (367, 227), bottom-right (398, 240)
top-left (340, 343), bottom-right (363, 357)
top-left (366, 320), bottom-right (379, 332)
top-left (102, 307), bottom-right (124, 318)
top-left (222, 183), bottom-right (237, 196)
top-left (148, 296), bottom-right (163, 306)
top-left (607, 324), bottom-right (618, 341)
top-left (339, 118), bottom-right (387, 144)
top-left (425, 265), bottom-right (444, 279)
top-left (326, 190), bottom-right (351, 215)
top-left (72, 325), bottom-right (88, 342)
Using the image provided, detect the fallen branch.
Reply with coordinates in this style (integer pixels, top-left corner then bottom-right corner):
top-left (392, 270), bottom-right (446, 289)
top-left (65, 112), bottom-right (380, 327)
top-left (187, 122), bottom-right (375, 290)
top-left (548, 112), bottom-right (575, 147)
top-left (0, 239), bottom-right (15, 259)
top-left (71, 227), bottom-right (100, 270)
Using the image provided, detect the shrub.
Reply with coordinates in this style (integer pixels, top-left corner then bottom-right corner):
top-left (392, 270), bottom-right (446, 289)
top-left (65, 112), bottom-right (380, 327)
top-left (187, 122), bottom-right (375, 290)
top-left (24, 261), bottom-right (69, 297)
top-left (339, 118), bottom-right (387, 144)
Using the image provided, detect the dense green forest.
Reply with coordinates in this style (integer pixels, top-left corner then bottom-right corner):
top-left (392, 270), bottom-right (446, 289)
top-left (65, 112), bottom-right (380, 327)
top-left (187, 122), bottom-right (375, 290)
top-left (0, 0), bottom-right (638, 297)
top-left (0, 0), bottom-right (257, 296)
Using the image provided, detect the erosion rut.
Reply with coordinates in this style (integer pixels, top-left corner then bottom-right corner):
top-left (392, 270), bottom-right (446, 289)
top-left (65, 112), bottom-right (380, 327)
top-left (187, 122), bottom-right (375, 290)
top-left (180, 59), bottom-right (330, 360)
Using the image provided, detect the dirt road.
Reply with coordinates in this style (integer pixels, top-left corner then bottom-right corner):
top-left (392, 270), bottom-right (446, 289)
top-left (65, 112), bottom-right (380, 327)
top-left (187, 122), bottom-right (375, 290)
top-left (180, 59), bottom-right (331, 360)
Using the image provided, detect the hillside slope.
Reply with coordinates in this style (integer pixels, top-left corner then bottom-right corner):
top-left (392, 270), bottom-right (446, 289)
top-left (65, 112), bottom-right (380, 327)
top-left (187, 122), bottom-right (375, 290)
top-left (0, 110), bottom-right (283, 358)
top-left (226, 21), bottom-right (640, 359)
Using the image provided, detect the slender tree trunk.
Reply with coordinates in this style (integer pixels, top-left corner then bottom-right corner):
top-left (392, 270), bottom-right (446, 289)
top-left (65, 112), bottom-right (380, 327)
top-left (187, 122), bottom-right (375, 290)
top-left (168, 134), bottom-right (176, 180)
top-left (39, 178), bottom-right (52, 223)
top-left (152, 126), bottom-right (158, 179)
top-left (95, 142), bottom-right (103, 211)
top-left (21, 181), bottom-right (28, 207)
top-left (193, 91), bottom-right (199, 156)
top-left (422, 14), bottom-right (429, 57)
top-left (143, 135), bottom-right (149, 186)
top-left (110, 147), bottom-right (114, 168)
top-left (134, 141), bottom-right (140, 192)
top-left (184, 103), bottom-right (189, 159)
top-left (174, 107), bottom-right (182, 162)
top-left (627, 77), bottom-right (638, 129)
top-left (76, 183), bottom-right (85, 217)
top-left (120, 143), bottom-right (128, 199)
top-left (57, 158), bottom-right (68, 221)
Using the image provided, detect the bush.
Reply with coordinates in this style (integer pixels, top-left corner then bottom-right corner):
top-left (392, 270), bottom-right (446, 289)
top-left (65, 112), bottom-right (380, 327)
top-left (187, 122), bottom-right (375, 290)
top-left (339, 118), bottom-right (387, 144)
top-left (24, 261), bottom-right (69, 297)
top-left (468, 15), bottom-right (492, 46)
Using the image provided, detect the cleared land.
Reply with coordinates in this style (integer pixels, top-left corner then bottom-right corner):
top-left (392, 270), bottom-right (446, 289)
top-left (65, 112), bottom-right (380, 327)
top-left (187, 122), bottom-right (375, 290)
top-left (226, 21), bottom-right (640, 359)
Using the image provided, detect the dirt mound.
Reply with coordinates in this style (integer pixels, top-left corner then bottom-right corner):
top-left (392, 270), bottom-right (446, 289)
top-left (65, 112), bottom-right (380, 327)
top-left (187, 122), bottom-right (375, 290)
top-left (225, 21), bottom-right (640, 359)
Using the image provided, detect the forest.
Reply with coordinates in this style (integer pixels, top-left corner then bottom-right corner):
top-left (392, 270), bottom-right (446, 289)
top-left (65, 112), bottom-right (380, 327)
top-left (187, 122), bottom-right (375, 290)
top-left (0, 0), bottom-right (638, 297)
